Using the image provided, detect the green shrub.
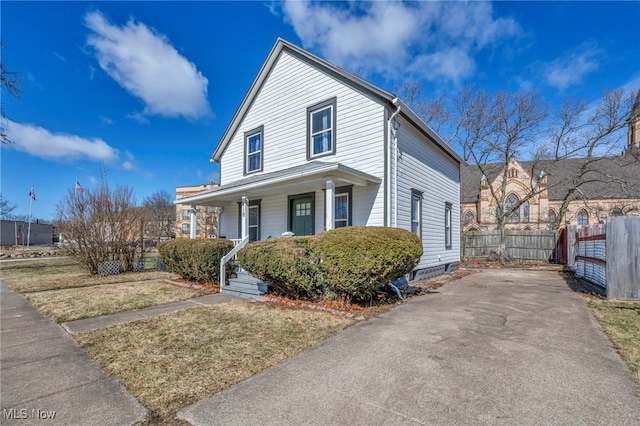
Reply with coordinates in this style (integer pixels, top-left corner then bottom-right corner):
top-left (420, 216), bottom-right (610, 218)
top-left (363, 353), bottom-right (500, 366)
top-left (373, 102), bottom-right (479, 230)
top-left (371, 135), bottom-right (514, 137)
top-left (158, 239), bottom-right (234, 283)
top-left (314, 227), bottom-right (423, 301)
top-left (238, 227), bottom-right (423, 302)
top-left (237, 237), bottom-right (326, 299)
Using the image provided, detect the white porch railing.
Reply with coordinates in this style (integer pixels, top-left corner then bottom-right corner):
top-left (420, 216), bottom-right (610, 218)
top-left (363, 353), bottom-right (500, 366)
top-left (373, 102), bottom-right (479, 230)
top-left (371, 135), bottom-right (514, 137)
top-left (220, 237), bottom-right (249, 286)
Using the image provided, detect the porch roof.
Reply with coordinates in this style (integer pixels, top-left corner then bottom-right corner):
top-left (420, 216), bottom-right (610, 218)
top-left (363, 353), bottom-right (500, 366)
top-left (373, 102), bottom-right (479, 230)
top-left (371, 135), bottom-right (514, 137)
top-left (175, 161), bottom-right (381, 205)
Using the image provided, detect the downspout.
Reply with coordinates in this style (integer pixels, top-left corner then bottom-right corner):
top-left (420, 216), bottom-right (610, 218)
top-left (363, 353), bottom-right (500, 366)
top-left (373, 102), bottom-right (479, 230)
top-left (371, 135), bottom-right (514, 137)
top-left (387, 98), bottom-right (401, 227)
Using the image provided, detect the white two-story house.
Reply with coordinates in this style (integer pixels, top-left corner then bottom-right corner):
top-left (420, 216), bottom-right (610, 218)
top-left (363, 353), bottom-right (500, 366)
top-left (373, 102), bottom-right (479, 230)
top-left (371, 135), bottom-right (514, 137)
top-left (177, 39), bottom-right (461, 295)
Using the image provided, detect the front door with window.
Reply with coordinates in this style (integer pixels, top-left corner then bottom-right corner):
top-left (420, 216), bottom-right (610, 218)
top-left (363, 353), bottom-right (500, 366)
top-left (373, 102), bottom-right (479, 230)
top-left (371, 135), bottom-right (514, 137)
top-left (291, 197), bottom-right (314, 236)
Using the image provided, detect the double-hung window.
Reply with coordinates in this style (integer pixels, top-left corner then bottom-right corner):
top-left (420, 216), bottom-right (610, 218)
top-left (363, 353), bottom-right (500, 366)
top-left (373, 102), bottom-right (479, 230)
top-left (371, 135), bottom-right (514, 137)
top-left (445, 202), bottom-right (452, 250)
top-left (307, 98), bottom-right (336, 159)
top-left (245, 126), bottom-right (263, 174)
top-left (335, 192), bottom-right (349, 228)
top-left (411, 190), bottom-right (422, 238)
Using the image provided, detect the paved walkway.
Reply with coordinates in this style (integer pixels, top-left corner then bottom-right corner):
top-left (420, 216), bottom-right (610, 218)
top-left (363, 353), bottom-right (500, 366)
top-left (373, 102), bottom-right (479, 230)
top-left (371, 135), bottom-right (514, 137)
top-left (0, 281), bottom-right (146, 425)
top-left (179, 269), bottom-right (640, 425)
top-left (61, 293), bottom-right (237, 334)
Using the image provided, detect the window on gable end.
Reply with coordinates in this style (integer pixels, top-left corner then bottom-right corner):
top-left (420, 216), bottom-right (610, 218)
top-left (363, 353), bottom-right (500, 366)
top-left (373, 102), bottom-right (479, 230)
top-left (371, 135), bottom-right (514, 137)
top-left (244, 126), bottom-right (263, 174)
top-left (307, 98), bottom-right (337, 159)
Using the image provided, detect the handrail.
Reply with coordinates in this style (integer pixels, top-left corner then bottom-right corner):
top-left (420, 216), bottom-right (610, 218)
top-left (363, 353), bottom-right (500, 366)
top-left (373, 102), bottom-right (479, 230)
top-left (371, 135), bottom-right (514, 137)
top-left (220, 236), bottom-right (249, 286)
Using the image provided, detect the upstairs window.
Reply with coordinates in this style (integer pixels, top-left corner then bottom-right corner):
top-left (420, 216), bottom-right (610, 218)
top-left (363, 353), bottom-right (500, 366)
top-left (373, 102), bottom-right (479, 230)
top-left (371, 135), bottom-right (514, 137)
top-left (245, 126), bottom-right (263, 174)
top-left (308, 98), bottom-right (337, 159)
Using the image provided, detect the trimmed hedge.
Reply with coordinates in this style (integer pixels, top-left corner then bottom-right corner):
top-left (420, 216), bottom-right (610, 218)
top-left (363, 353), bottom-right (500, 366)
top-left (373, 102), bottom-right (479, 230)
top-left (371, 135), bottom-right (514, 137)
top-left (314, 227), bottom-right (423, 301)
top-left (236, 237), bottom-right (326, 300)
top-left (158, 239), bottom-right (234, 284)
top-left (238, 226), bottom-right (423, 302)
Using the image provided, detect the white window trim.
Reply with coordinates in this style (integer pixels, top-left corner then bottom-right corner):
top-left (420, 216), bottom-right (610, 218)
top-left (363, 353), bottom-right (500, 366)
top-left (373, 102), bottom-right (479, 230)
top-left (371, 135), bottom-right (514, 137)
top-left (334, 192), bottom-right (349, 228)
top-left (411, 190), bottom-right (422, 239)
top-left (307, 98), bottom-right (337, 160)
top-left (244, 126), bottom-right (264, 175)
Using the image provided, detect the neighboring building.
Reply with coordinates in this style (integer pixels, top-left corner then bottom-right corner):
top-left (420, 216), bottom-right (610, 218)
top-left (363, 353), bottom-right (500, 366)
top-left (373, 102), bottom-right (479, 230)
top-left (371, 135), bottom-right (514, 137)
top-left (1, 220), bottom-right (53, 246)
top-left (177, 38), bottom-right (462, 281)
top-left (175, 183), bottom-right (220, 239)
top-left (461, 108), bottom-right (640, 231)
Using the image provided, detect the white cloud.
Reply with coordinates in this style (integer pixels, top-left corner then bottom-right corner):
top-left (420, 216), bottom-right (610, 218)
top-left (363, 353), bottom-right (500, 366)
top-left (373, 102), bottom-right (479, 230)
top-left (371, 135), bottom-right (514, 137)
top-left (85, 10), bottom-right (211, 120)
top-left (99, 115), bottom-right (114, 125)
top-left (280, 0), bottom-right (521, 83)
top-left (4, 120), bottom-right (119, 163)
top-left (544, 42), bottom-right (601, 90)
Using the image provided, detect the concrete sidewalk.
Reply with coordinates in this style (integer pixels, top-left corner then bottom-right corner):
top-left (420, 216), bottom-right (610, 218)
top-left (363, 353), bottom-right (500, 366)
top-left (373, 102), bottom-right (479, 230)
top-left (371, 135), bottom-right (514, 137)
top-left (179, 269), bottom-right (640, 425)
top-left (0, 281), bottom-right (146, 425)
top-left (62, 293), bottom-right (237, 334)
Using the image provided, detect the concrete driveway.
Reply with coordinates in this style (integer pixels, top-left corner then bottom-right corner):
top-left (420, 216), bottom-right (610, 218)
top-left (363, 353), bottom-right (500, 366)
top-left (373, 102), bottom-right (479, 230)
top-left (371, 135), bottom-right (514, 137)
top-left (180, 268), bottom-right (640, 425)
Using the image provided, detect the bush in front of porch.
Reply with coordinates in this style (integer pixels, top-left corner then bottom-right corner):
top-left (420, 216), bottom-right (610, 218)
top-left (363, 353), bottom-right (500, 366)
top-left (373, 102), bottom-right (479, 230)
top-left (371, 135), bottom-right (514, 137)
top-left (158, 239), bottom-right (234, 284)
top-left (315, 227), bottom-right (423, 301)
top-left (235, 237), bottom-right (327, 300)
top-left (238, 227), bottom-right (422, 303)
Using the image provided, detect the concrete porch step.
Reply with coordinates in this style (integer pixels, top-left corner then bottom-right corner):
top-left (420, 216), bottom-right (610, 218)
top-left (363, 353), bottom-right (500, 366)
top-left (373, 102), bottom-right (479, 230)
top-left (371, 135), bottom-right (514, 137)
top-left (221, 272), bottom-right (268, 300)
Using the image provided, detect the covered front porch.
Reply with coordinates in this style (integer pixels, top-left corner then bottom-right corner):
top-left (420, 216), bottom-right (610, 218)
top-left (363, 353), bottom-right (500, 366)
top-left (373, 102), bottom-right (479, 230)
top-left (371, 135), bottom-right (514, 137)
top-left (176, 161), bottom-right (382, 297)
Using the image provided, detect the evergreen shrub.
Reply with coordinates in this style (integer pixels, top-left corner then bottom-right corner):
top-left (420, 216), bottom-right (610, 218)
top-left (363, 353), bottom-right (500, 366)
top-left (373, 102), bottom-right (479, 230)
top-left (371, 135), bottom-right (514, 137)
top-left (158, 239), bottom-right (234, 283)
top-left (236, 237), bottom-right (326, 299)
top-left (314, 227), bottom-right (423, 301)
top-left (238, 227), bottom-right (423, 302)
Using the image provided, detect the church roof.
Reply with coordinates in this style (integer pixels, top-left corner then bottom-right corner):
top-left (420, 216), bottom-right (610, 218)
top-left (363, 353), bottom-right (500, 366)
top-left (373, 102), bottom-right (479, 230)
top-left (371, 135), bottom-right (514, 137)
top-left (461, 155), bottom-right (640, 204)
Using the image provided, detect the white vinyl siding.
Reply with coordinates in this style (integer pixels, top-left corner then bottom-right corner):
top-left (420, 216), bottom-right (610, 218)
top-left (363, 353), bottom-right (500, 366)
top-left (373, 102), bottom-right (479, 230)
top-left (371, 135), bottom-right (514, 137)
top-left (395, 116), bottom-right (461, 269)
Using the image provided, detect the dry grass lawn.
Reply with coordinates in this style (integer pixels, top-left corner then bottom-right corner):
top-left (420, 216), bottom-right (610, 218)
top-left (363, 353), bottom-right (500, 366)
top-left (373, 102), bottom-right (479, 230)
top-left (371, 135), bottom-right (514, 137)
top-left (1, 257), bottom-right (173, 293)
top-left (76, 302), bottom-right (351, 423)
top-left (25, 281), bottom-right (211, 323)
top-left (588, 299), bottom-right (640, 385)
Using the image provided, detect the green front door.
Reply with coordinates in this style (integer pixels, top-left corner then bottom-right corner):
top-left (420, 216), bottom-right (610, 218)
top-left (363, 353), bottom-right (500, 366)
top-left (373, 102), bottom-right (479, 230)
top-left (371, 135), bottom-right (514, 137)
top-left (291, 197), bottom-right (314, 236)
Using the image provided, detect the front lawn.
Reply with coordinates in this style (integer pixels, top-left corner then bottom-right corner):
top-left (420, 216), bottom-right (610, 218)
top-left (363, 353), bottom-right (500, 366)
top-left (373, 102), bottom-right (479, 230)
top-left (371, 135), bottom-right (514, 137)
top-left (76, 302), bottom-right (351, 423)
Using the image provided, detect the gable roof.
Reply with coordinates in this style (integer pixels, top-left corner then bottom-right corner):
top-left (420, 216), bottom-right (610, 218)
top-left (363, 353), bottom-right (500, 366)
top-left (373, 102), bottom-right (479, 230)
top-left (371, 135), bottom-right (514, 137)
top-left (461, 155), bottom-right (640, 203)
top-left (210, 38), bottom-right (461, 165)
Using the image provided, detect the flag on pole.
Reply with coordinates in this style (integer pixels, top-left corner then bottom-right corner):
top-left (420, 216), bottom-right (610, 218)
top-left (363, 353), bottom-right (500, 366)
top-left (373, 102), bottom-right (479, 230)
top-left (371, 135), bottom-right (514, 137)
top-left (75, 179), bottom-right (84, 193)
top-left (29, 187), bottom-right (36, 201)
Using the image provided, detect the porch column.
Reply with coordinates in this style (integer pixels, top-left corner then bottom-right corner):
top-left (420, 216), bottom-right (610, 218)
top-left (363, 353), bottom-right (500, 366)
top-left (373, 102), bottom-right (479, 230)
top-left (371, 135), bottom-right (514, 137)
top-left (241, 196), bottom-right (249, 239)
top-left (325, 179), bottom-right (335, 231)
top-left (189, 206), bottom-right (197, 239)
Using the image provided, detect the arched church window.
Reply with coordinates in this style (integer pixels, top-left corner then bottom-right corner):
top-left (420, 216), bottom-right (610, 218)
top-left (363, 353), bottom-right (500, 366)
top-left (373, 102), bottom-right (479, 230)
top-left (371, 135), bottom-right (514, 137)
top-left (577, 209), bottom-right (589, 226)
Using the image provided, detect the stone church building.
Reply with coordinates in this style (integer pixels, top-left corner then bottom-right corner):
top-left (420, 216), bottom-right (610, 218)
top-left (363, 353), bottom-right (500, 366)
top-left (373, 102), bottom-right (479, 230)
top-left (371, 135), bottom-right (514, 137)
top-left (461, 98), bottom-right (640, 231)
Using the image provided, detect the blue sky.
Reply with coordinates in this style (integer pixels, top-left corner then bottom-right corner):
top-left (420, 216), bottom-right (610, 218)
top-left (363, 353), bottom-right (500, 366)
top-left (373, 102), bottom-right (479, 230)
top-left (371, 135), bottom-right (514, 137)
top-left (2, 1), bottom-right (639, 221)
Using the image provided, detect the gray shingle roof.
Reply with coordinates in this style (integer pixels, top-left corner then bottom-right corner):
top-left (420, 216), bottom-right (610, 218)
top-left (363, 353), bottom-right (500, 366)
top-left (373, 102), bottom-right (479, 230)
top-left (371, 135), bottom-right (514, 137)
top-left (461, 154), bottom-right (640, 203)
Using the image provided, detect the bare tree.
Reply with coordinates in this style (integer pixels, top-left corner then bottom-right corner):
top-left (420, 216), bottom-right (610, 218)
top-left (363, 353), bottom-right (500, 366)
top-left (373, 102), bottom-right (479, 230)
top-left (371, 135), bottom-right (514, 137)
top-left (142, 190), bottom-right (176, 242)
top-left (539, 89), bottom-right (639, 229)
top-left (56, 178), bottom-right (144, 274)
top-left (0, 193), bottom-right (16, 217)
top-left (446, 88), bottom-right (549, 258)
top-left (1, 42), bottom-right (22, 144)
top-left (404, 82), bottom-right (638, 258)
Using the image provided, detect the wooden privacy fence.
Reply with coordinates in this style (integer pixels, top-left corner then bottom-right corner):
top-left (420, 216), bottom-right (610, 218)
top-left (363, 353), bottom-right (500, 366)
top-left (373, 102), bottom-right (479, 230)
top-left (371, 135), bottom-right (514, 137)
top-left (462, 230), bottom-right (557, 261)
top-left (569, 217), bottom-right (639, 300)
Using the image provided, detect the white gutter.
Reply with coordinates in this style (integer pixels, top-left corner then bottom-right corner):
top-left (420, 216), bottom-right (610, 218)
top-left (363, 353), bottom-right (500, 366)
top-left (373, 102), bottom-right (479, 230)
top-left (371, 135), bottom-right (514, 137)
top-left (387, 98), bottom-right (401, 227)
